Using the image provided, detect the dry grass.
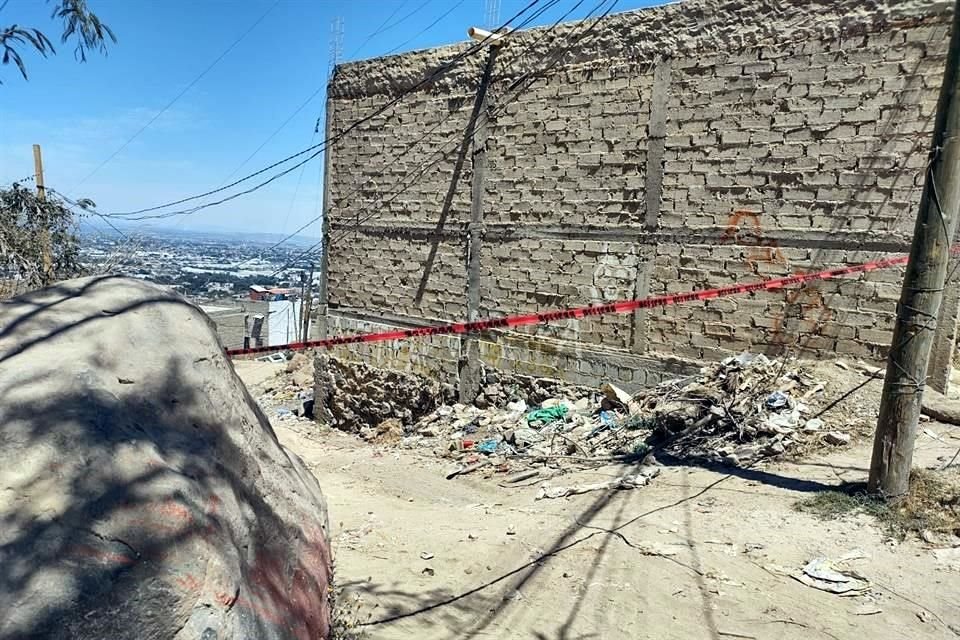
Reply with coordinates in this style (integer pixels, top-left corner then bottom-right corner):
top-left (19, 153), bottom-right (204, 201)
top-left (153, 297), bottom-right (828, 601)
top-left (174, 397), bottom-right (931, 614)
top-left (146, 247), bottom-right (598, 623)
top-left (796, 468), bottom-right (960, 538)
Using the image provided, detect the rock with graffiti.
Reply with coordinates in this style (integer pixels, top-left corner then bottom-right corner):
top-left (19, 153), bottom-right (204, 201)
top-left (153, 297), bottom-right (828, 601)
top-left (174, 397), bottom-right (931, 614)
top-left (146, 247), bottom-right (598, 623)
top-left (0, 277), bottom-right (332, 640)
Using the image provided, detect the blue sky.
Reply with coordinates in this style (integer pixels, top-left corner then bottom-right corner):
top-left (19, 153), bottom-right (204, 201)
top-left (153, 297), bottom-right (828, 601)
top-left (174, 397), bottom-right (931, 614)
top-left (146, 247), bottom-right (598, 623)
top-left (1, 0), bottom-right (660, 236)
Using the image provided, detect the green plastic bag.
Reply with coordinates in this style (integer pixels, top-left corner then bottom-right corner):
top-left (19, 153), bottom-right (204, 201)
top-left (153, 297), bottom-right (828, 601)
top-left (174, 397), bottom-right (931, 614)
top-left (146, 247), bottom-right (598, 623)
top-left (526, 405), bottom-right (568, 427)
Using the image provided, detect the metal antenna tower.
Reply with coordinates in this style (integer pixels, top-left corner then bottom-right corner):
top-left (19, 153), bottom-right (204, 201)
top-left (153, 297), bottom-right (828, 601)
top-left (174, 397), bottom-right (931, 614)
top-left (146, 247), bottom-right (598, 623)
top-left (484, 0), bottom-right (501, 29)
top-left (329, 16), bottom-right (344, 78)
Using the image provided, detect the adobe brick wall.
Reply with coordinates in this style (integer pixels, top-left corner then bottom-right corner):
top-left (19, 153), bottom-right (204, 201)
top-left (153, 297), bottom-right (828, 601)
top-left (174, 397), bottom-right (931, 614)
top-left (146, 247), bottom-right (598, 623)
top-left (320, 0), bottom-right (958, 393)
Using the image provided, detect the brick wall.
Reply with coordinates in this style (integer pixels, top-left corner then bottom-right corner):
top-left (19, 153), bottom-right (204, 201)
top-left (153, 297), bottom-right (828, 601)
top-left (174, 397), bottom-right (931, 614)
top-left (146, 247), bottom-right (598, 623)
top-left (320, 0), bottom-right (959, 393)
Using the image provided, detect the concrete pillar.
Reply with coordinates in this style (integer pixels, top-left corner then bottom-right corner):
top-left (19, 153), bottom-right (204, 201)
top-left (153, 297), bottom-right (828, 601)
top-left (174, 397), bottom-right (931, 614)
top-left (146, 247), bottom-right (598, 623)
top-left (317, 95), bottom-right (334, 340)
top-left (459, 48), bottom-right (498, 404)
top-left (633, 58), bottom-right (671, 354)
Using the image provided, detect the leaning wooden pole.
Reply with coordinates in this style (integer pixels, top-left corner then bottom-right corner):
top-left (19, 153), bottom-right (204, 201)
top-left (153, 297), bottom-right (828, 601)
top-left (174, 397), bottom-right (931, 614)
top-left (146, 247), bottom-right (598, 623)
top-left (870, 1), bottom-right (960, 498)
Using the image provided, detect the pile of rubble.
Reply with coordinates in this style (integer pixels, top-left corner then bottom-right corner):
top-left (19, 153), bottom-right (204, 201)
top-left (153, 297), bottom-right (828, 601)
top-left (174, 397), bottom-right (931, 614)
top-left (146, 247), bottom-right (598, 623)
top-left (313, 354), bottom-right (454, 434)
top-left (310, 355), bottom-right (596, 440)
top-left (401, 353), bottom-right (853, 479)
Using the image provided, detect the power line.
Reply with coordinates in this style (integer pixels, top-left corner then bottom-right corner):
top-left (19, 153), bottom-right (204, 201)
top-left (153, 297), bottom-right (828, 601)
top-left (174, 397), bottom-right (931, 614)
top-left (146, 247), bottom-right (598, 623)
top-left (383, 0), bottom-right (470, 57)
top-left (271, 0), bottom-right (617, 276)
top-left (280, 129), bottom-right (319, 235)
top-left (100, 0), bottom-right (543, 220)
top-left (229, 0), bottom-right (575, 273)
top-left (345, 0), bottom-right (438, 61)
top-left (67, 0), bottom-right (280, 194)
top-left (217, 84), bottom-right (326, 187)
top-left (49, 188), bottom-right (129, 239)
top-left (343, 0), bottom-right (410, 61)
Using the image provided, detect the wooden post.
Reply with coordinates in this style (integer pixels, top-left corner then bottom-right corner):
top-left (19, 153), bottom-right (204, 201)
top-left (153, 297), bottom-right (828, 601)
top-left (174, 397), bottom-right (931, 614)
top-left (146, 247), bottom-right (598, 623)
top-left (459, 46), bottom-right (498, 404)
top-left (298, 270), bottom-right (307, 342)
top-left (32, 144), bottom-right (46, 201)
top-left (870, 1), bottom-right (960, 499)
top-left (32, 144), bottom-right (53, 284)
top-left (302, 262), bottom-right (315, 342)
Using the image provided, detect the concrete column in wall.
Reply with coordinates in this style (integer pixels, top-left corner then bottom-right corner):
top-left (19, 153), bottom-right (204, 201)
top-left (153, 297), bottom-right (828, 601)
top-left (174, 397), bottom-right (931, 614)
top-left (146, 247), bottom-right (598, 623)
top-left (460, 47), bottom-right (498, 404)
top-left (929, 256), bottom-right (960, 393)
top-left (643, 57), bottom-right (672, 230)
top-left (317, 95), bottom-right (334, 340)
top-left (633, 58), bottom-right (671, 354)
top-left (631, 247), bottom-right (654, 353)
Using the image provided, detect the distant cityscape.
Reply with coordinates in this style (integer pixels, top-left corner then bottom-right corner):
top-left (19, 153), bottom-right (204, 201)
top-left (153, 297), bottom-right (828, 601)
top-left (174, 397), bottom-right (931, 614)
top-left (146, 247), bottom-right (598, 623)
top-left (79, 227), bottom-right (322, 301)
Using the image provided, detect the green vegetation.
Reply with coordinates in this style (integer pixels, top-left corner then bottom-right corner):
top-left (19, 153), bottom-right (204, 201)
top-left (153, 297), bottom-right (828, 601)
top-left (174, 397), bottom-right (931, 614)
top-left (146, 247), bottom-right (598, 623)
top-left (796, 468), bottom-right (960, 538)
top-left (2, 0), bottom-right (116, 83)
top-left (0, 183), bottom-right (82, 294)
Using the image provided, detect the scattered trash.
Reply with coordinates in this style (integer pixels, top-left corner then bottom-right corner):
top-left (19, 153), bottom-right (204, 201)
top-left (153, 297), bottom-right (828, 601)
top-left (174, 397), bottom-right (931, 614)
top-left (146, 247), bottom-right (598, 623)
top-left (854, 604), bottom-right (883, 616)
top-left (476, 439), bottom-right (499, 454)
top-left (313, 351), bottom-right (851, 484)
top-left (445, 458), bottom-right (493, 480)
top-left (421, 567), bottom-right (435, 577)
top-left (506, 526), bottom-right (516, 536)
top-left (535, 467), bottom-right (660, 500)
top-left (824, 431), bottom-right (851, 446)
top-left (502, 470), bottom-right (540, 484)
top-left (506, 399), bottom-right (527, 413)
top-left (933, 547), bottom-right (960, 572)
top-left (419, 551), bottom-right (434, 560)
top-left (526, 405), bottom-right (568, 427)
top-left (793, 557), bottom-right (870, 595)
top-left (855, 361), bottom-right (884, 378)
top-left (765, 391), bottom-right (790, 411)
top-left (600, 382), bottom-right (641, 414)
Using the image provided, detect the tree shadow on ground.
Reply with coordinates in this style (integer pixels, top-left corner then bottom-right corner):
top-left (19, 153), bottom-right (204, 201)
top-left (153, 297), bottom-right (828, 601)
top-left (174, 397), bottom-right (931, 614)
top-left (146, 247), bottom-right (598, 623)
top-left (0, 278), bottom-right (331, 640)
top-left (351, 461), bottom-right (734, 640)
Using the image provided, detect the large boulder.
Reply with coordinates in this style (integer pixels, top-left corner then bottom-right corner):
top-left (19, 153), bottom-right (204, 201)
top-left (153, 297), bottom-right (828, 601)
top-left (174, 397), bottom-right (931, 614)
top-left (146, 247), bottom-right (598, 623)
top-left (0, 277), bottom-right (332, 640)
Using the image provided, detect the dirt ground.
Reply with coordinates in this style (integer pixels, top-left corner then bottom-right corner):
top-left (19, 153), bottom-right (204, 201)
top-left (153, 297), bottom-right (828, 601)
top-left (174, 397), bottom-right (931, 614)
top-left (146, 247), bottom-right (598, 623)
top-left (235, 360), bottom-right (960, 640)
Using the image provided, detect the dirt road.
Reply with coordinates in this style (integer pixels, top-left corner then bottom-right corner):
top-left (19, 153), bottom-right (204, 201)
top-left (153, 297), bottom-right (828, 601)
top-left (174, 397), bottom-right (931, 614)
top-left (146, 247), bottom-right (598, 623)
top-left (237, 361), bottom-right (960, 640)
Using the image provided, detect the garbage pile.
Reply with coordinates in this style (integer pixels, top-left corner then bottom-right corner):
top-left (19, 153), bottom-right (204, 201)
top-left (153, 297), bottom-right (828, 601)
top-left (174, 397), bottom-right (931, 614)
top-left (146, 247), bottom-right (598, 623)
top-left (403, 352), bottom-right (849, 479)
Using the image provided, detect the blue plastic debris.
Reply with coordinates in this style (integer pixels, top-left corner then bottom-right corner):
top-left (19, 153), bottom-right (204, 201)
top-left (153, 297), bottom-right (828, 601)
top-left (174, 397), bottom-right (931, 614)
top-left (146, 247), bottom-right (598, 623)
top-left (476, 439), bottom-right (499, 454)
top-left (765, 391), bottom-right (789, 411)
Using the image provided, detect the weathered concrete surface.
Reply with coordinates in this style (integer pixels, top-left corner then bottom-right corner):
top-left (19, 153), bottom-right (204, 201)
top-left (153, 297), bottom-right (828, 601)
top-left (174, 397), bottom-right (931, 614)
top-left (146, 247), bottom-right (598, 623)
top-left (331, 0), bottom-right (952, 98)
top-left (0, 277), bottom-right (331, 640)
top-left (324, 0), bottom-right (959, 392)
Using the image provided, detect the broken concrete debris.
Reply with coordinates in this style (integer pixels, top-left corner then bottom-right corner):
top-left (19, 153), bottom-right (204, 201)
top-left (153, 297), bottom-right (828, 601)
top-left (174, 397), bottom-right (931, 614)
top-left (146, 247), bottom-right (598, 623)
top-left (314, 352), bottom-right (848, 482)
top-left (793, 557), bottom-right (871, 595)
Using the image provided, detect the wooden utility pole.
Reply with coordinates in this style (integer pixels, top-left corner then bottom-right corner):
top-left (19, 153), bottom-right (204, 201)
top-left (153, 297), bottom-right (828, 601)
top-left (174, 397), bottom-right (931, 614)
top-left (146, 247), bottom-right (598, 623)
top-left (32, 144), bottom-right (46, 201)
top-left (459, 43), bottom-right (499, 404)
top-left (32, 144), bottom-right (54, 284)
top-left (870, 2), bottom-right (960, 498)
top-left (298, 270), bottom-right (307, 342)
top-left (301, 262), bottom-right (315, 342)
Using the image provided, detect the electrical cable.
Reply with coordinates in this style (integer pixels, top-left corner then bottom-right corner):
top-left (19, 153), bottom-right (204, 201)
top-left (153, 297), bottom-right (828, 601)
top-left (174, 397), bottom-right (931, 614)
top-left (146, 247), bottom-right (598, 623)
top-left (382, 0), bottom-right (470, 57)
top-left (66, 0), bottom-right (281, 194)
top-left (269, 0), bottom-right (618, 276)
top-left (256, 0), bottom-right (591, 275)
top-left (100, 0), bottom-right (543, 219)
top-left (343, 0), bottom-right (412, 60)
top-left (218, 84), bottom-right (326, 187)
top-left (49, 188), bottom-right (129, 240)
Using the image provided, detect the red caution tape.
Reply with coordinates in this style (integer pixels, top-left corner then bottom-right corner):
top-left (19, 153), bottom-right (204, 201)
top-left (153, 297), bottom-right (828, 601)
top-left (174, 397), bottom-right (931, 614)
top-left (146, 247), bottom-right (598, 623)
top-left (226, 251), bottom-right (916, 358)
